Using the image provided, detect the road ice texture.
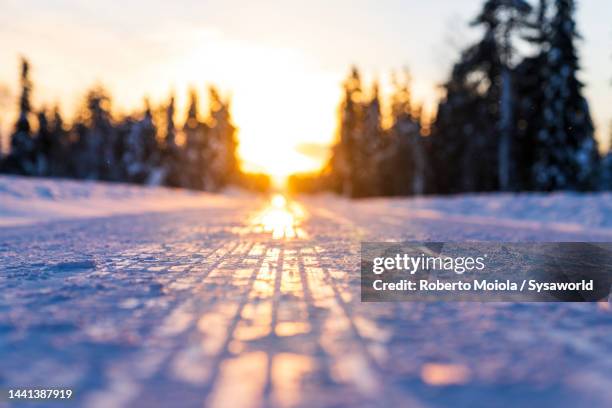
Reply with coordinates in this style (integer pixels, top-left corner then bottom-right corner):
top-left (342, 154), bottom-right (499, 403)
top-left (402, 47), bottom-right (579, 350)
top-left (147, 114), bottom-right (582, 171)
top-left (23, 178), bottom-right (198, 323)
top-left (1, 186), bottom-right (611, 407)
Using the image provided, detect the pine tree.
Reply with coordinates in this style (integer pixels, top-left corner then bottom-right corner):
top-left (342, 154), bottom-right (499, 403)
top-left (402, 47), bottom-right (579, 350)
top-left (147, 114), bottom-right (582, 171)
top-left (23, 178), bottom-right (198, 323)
top-left (183, 88), bottom-right (209, 190)
top-left (35, 108), bottom-right (52, 176)
top-left (431, 49), bottom-right (495, 193)
top-left (141, 100), bottom-right (160, 184)
top-left (121, 102), bottom-right (157, 184)
top-left (388, 70), bottom-right (426, 195)
top-left (165, 95), bottom-right (177, 149)
top-left (81, 87), bottom-right (115, 180)
top-left (8, 58), bottom-right (36, 175)
top-left (333, 67), bottom-right (364, 197)
top-left (49, 106), bottom-right (69, 177)
top-left (515, 0), bottom-right (550, 190)
top-left (122, 116), bottom-right (142, 182)
top-left (71, 120), bottom-right (88, 179)
top-left (0, 85), bottom-right (10, 159)
top-left (472, 0), bottom-right (532, 191)
top-left (533, 0), bottom-right (598, 190)
top-left (352, 82), bottom-right (382, 197)
top-left (431, 0), bottom-right (532, 194)
top-left (161, 94), bottom-right (183, 187)
top-left (207, 86), bottom-right (238, 190)
top-left (600, 126), bottom-right (612, 190)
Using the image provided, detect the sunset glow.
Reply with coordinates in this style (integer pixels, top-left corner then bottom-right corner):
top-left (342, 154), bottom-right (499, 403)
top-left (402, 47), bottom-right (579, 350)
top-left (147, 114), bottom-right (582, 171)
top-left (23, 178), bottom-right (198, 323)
top-left (252, 194), bottom-right (306, 239)
top-left (1, 1), bottom-right (612, 406)
top-left (170, 30), bottom-right (340, 179)
top-left (0, 25), bottom-right (342, 180)
top-left (1, 0), bottom-right (610, 180)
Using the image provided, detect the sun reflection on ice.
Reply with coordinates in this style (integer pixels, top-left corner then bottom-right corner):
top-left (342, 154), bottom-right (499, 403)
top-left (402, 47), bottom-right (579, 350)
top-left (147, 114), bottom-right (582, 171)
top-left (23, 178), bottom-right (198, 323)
top-left (252, 194), bottom-right (307, 239)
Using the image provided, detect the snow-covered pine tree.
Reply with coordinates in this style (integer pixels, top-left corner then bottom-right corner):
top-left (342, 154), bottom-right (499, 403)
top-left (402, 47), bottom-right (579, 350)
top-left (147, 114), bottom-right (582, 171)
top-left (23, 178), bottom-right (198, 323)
top-left (532, 0), bottom-right (599, 190)
top-left (8, 58), bottom-right (36, 175)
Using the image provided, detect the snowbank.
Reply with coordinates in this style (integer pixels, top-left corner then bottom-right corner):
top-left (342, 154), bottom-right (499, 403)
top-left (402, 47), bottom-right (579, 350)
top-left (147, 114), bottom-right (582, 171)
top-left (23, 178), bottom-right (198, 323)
top-left (381, 192), bottom-right (612, 231)
top-left (0, 175), bottom-right (246, 227)
top-left (303, 190), bottom-right (612, 237)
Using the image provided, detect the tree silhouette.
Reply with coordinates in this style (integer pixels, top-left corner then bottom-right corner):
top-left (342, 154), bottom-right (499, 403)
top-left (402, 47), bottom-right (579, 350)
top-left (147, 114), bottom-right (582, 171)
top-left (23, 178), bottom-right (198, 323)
top-left (532, 0), bottom-right (598, 190)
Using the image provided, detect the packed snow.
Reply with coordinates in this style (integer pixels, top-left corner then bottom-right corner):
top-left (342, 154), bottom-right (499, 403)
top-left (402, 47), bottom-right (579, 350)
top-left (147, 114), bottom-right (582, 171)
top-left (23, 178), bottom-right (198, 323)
top-left (302, 190), bottom-right (612, 240)
top-left (1, 175), bottom-right (611, 408)
top-left (2, 175), bottom-right (612, 235)
top-left (383, 192), bottom-right (612, 230)
top-left (0, 175), bottom-right (248, 227)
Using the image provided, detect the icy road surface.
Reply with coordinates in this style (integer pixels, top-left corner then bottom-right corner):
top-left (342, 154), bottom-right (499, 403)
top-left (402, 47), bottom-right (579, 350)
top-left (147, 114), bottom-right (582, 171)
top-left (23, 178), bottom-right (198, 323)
top-left (1, 185), bottom-right (611, 407)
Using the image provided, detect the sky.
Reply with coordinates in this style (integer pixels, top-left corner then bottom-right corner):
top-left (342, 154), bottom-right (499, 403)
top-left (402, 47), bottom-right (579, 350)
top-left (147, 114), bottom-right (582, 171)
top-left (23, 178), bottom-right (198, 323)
top-left (0, 0), bottom-right (610, 178)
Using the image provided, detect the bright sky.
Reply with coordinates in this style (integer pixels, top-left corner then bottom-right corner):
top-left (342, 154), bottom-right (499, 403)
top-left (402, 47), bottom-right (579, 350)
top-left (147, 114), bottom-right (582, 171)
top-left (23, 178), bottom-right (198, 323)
top-left (0, 0), bottom-right (610, 178)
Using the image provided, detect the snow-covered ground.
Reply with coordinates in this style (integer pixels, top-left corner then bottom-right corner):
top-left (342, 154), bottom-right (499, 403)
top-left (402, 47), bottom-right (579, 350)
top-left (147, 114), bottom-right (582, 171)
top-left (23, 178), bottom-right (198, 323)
top-left (1, 176), bottom-right (611, 408)
top-left (386, 191), bottom-right (612, 229)
top-left (303, 190), bottom-right (612, 239)
top-left (0, 175), bottom-right (250, 226)
top-left (3, 175), bottom-right (612, 233)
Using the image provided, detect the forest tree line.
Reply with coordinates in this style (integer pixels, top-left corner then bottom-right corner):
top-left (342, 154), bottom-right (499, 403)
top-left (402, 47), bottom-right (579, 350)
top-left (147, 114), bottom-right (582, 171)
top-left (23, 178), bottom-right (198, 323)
top-left (290, 0), bottom-right (612, 196)
top-left (1, 0), bottom-right (610, 197)
top-left (0, 59), bottom-right (270, 192)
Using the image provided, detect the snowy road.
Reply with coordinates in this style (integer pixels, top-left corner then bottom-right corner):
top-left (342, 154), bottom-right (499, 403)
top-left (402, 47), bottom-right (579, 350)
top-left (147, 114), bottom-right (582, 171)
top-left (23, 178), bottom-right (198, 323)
top-left (1, 191), bottom-right (611, 408)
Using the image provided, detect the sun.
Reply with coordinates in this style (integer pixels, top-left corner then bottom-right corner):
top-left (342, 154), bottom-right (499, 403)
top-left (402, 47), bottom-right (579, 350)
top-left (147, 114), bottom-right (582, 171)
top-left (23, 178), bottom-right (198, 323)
top-left (164, 30), bottom-right (340, 182)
